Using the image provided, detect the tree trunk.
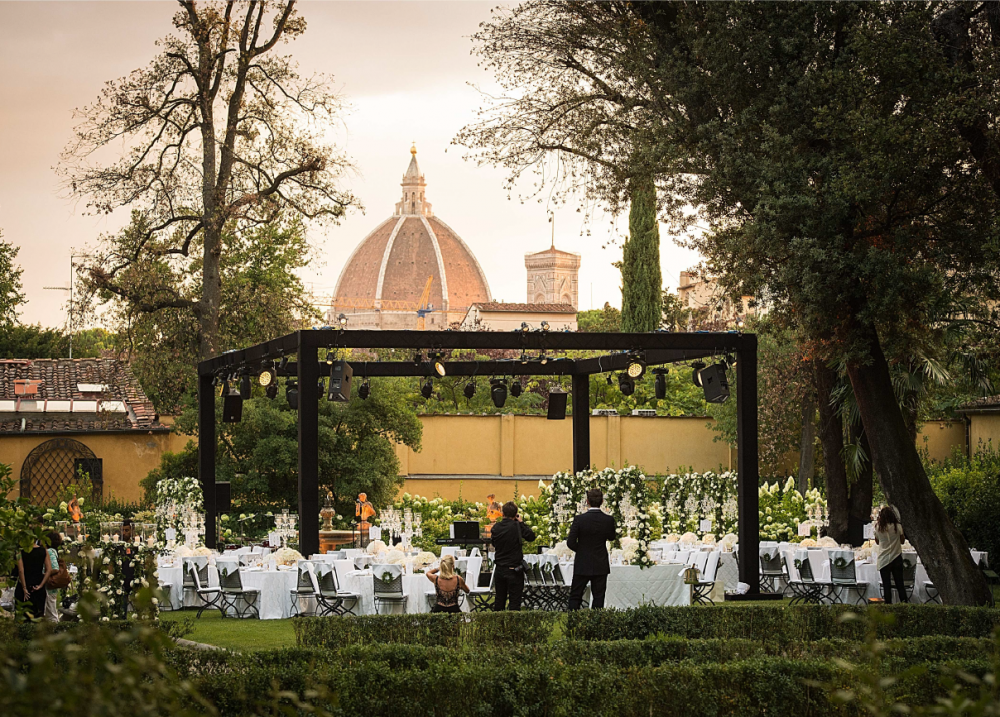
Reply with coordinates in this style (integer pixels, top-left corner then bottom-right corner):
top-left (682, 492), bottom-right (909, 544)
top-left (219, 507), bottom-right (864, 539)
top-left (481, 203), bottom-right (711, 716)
top-left (847, 425), bottom-right (873, 547)
top-left (199, 222), bottom-right (223, 361)
top-left (815, 361), bottom-right (849, 543)
top-left (797, 390), bottom-right (816, 495)
top-left (846, 328), bottom-right (991, 605)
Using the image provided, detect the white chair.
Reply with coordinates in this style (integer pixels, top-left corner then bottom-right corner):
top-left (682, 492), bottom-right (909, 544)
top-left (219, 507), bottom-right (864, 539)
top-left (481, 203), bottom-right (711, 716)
top-left (315, 563), bottom-right (360, 616)
top-left (785, 549), bottom-right (830, 604)
top-left (758, 547), bottom-right (786, 593)
top-left (290, 561), bottom-right (318, 617)
top-left (675, 550), bottom-right (692, 565)
top-left (469, 547), bottom-right (481, 558)
top-left (181, 557), bottom-right (209, 606)
top-left (441, 547), bottom-right (459, 559)
top-left (187, 560), bottom-right (222, 618)
top-left (468, 566), bottom-right (495, 612)
top-left (692, 551), bottom-right (721, 604)
top-left (372, 563), bottom-right (407, 614)
top-left (829, 550), bottom-right (869, 605)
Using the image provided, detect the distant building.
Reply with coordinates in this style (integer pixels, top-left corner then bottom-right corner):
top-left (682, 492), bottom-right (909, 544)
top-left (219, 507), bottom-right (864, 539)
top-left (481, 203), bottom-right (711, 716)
top-left (461, 302), bottom-right (578, 332)
top-left (676, 270), bottom-right (760, 329)
top-left (0, 358), bottom-right (178, 505)
top-left (525, 241), bottom-right (581, 309)
top-left (325, 145), bottom-right (492, 330)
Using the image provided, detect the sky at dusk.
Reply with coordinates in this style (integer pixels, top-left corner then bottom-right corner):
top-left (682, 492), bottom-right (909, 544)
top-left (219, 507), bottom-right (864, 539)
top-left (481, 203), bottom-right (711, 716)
top-left (0, 0), bottom-right (702, 329)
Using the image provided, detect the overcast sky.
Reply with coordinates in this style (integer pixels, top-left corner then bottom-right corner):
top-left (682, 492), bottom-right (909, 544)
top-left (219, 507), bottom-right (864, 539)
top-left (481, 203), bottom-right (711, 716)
top-left (0, 0), bottom-right (702, 329)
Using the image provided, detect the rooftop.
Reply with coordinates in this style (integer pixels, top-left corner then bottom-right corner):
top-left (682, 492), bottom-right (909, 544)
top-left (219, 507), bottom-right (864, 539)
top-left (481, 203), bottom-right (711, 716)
top-left (957, 395), bottom-right (1000, 413)
top-left (0, 359), bottom-right (167, 433)
top-left (472, 302), bottom-right (577, 314)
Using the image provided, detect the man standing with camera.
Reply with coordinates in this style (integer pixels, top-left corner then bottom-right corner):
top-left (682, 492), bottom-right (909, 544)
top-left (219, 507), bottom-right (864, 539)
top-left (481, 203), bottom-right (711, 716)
top-left (490, 501), bottom-right (535, 611)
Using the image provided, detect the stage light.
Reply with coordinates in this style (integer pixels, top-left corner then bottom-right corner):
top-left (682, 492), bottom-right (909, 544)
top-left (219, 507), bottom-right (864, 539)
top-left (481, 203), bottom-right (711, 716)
top-left (626, 356), bottom-right (646, 379)
top-left (358, 380), bottom-right (370, 400)
top-left (338, 313), bottom-right (348, 326)
top-left (421, 378), bottom-right (433, 399)
top-left (414, 351), bottom-right (424, 365)
top-left (736, 318), bottom-right (745, 329)
top-left (326, 349), bottom-right (335, 365)
top-left (239, 374), bottom-right (252, 400)
top-left (654, 370), bottom-right (667, 400)
top-left (219, 379), bottom-right (231, 397)
top-left (699, 363), bottom-right (731, 404)
top-left (490, 379), bottom-right (507, 408)
top-left (520, 350), bottom-right (528, 364)
top-left (258, 364), bottom-right (276, 387)
top-left (541, 321), bottom-right (550, 331)
top-left (691, 361), bottom-right (706, 387)
top-left (510, 379), bottom-right (523, 398)
top-left (539, 352), bottom-right (548, 365)
top-left (606, 374), bottom-right (613, 386)
top-left (464, 381), bottom-right (476, 399)
top-left (520, 322), bottom-right (529, 333)
top-left (278, 356), bottom-right (288, 373)
top-left (618, 372), bottom-right (635, 396)
top-left (286, 380), bottom-right (299, 410)
top-left (266, 382), bottom-right (279, 400)
top-left (432, 353), bottom-right (447, 377)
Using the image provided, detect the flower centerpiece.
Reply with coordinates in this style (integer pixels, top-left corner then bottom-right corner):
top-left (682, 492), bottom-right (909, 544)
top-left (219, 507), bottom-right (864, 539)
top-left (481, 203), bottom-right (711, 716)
top-left (271, 547), bottom-right (304, 566)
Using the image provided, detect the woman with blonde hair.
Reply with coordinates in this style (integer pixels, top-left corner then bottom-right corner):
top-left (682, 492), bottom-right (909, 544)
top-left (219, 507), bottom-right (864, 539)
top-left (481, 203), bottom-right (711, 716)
top-left (426, 554), bottom-right (470, 613)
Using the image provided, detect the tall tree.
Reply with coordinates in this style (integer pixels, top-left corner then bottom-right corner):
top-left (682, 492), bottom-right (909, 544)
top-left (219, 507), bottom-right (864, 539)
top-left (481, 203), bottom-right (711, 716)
top-left (619, 176), bottom-right (662, 332)
top-left (459, 2), bottom-right (999, 603)
top-left (0, 231), bottom-right (26, 331)
top-left (60, 0), bottom-right (358, 362)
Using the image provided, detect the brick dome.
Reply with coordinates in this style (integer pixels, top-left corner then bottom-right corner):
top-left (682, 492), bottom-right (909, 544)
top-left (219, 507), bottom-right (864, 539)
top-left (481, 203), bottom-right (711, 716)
top-left (332, 146), bottom-right (491, 329)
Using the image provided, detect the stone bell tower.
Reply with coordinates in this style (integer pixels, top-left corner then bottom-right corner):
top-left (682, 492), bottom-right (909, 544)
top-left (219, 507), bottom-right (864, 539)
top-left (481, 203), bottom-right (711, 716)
top-left (525, 230), bottom-right (581, 308)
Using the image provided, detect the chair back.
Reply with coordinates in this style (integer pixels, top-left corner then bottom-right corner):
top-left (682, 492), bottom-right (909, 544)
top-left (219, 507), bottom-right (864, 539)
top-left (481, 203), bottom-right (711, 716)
top-left (317, 564), bottom-right (340, 596)
top-left (217, 558), bottom-right (240, 577)
top-left (794, 550), bottom-right (816, 583)
top-left (441, 547), bottom-right (459, 559)
top-left (829, 550), bottom-right (858, 584)
top-left (372, 564), bottom-right (404, 598)
top-left (469, 547), bottom-right (481, 558)
top-left (703, 551), bottom-right (721, 582)
top-left (676, 550), bottom-right (691, 565)
top-left (901, 553), bottom-right (918, 585)
top-left (454, 558), bottom-right (469, 583)
top-left (219, 565), bottom-right (245, 592)
top-left (354, 555), bottom-right (371, 571)
top-left (692, 551), bottom-right (710, 574)
top-left (328, 551), bottom-right (346, 561)
top-left (182, 557), bottom-right (208, 588)
top-left (296, 562), bottom-right (316, 593)
top-left (759, 548), bottom-right (783, 575)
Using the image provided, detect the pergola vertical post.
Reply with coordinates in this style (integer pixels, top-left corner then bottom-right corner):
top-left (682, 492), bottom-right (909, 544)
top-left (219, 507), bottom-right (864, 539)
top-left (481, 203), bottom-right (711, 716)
top-left (198, 372), bottom-right (217, 549)
top-left (736, 333), bottom-right (760, 593)
top-left (572, 373), bottom-right (591, 475)
top-left (297, 334), bottom-right (320, 557)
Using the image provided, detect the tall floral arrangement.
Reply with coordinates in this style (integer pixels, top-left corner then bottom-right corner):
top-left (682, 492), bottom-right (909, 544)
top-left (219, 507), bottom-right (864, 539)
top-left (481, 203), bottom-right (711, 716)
top-left (154, 476), bottom-right (203, 540)
top-left (78, 541), bottom-right (161, 621)
top-left (758, 477), bottom-right (827, 542)
top-left (661, 470), bottom-right (739, 537)
top-left (546, 466), bottom-right (655, 568)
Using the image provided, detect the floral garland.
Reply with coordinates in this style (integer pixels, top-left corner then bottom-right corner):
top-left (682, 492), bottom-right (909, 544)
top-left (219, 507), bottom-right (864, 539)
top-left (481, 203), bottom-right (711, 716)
top-left (154, 476), bottom-right (203, 541)
top-left (661, 470), bottom-right (738, 538)
top-left (79, 541), bottom-right (162, 621)
top-left (546, 466), bottom-right (655, 569)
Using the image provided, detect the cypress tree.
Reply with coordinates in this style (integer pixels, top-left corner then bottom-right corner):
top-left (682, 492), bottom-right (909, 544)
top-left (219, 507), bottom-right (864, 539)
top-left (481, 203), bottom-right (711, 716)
top-left (620, 176), bottom-right (663, 332)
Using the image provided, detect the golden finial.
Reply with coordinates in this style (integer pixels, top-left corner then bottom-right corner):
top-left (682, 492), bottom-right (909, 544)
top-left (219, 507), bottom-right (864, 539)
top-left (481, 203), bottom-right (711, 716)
top-left (410, 142), bottom-right (417, 156)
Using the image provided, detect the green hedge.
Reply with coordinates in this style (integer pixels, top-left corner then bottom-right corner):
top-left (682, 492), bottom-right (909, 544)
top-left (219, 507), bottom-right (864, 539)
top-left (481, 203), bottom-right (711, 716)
top-left (295, 604), bottom-right (1000, 649)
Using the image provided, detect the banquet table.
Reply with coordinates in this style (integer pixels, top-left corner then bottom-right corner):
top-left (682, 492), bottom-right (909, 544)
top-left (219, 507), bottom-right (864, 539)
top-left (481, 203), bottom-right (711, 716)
top-left (562, 563), bottom-right (691, 608)
top-left (158, 561), bottom-right (300, 619)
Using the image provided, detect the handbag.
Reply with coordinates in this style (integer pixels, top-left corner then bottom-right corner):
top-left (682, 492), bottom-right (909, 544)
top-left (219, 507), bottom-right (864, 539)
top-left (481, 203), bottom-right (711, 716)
top-left (683, 566), bottom-right (700, 585)
top-left (48, 558), bottom-right (72, 590)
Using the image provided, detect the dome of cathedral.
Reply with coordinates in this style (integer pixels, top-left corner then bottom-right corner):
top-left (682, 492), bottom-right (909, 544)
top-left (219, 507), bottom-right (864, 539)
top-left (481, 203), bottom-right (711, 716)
top-left (332, 146), bottom-right (491, 329)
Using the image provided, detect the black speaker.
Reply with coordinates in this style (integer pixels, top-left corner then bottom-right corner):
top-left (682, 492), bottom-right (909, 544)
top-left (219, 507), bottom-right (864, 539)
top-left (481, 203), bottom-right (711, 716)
top-left (223, 393), bottom-right (243, 422)
top-left (327, 360), bottom-right (353, 402)
top-left (699, 363), bottom-right (731, 404)
top-left (452, 521), bottom-right (480, 540)
top-left (547, 388), bottom-right (568, 420)
top-left (215, 482), bottom-right (231, 513)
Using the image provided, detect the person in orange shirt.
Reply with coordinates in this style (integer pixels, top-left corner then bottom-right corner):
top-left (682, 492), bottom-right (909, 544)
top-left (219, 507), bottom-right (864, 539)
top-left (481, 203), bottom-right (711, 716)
top-left (485, 493), bottom-right (503, 537)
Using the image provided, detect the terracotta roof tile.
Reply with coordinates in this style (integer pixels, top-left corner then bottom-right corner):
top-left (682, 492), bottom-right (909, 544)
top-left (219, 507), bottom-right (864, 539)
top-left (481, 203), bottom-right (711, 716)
top-left (0, 359), bottom-right (166, 433)
top-left (957, 395), bottom-right (1000, 413)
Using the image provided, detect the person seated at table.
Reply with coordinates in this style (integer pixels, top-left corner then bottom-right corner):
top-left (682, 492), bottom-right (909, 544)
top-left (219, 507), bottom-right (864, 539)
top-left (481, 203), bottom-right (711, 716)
top-left (874, 505), bottom-right (908, 604)
top-left (426, 555), bottom-right (469, 613)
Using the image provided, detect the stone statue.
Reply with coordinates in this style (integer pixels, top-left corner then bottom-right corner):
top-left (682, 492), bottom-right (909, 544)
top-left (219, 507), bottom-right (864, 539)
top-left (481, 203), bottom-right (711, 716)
top-left (356, 492), bottom-right (375, 535)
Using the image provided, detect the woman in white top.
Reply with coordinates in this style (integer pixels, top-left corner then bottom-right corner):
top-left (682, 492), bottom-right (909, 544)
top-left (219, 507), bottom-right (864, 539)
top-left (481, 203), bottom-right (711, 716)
top-left (873, 505), bottom-right (908, 603)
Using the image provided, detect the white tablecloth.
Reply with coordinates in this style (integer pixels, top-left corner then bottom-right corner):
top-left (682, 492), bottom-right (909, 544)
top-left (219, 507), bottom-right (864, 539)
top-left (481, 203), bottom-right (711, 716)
top-left (157, 563), bottom-right (299, 619)
top-left (562, 563), bottom-right (691, 608)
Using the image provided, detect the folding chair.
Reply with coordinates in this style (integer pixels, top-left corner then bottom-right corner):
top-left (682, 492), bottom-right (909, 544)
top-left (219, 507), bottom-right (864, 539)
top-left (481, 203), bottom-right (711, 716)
top-left (786, 550), bottom-right (830, 605)
top-left (289, 562), bottom-right (318, 617)
top-left (692, 551), bottom-right (721, 605)
top-left (900, 554), bottom-right (917, 602)
top-left (188, 561), bottom-right (222, 618)
top-left (315, 563), bottom-right (360, 616)
top-left (829, 550), bottom-right (869, 605)
top-left (218, 565), bottom-right (260, 619)
top-left (468, 566), bottom-right (495, 612)
top-left (372, 564), bottom-right (407, 614)
top-left (759, 548), bottom-right (786, 593)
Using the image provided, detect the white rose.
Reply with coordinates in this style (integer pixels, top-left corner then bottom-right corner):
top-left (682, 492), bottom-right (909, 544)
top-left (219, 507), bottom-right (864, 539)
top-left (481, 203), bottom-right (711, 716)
top-left (151, 597), bottom-right (159, 605)
top-left (101, 617), bottom-right (109, 622)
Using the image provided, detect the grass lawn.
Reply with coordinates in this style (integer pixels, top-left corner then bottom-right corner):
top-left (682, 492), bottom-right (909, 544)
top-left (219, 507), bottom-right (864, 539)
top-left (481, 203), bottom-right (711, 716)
top-left (160, 610), bottom-right (297, 651)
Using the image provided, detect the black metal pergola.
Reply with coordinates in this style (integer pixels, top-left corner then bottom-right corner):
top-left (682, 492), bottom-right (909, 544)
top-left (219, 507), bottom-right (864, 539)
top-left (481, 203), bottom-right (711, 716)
top-left (197, 329), bottom-right (762, 595)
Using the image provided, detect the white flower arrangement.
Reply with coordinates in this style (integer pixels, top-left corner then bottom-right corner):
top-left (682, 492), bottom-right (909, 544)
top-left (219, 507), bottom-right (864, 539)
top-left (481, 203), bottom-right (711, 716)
top-left (817, 536), bottom-right (839, 548)
top-left (413, 552), bottom-right (437, 568)
top-left (679, 532), bottom-right (699, 545)
top-left (800, 538), bottom-right (818, 548)
top-left (365, 540), bottom-right (387, 556)
top-left (719, 533), bottom-right (738, 551)
top-left (664, 533), bottom-right (682, 543)
top-left (702, 534), bottom-right (717, 545)
top-left (271, 547), bottom-right (304, 566)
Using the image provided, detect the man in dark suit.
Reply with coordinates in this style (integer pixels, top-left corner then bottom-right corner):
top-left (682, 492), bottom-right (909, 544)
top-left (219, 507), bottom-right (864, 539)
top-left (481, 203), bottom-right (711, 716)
top-left (489, 501), bottom-right (536, 611)
top-left (567, 488), bottom-right (617, 610)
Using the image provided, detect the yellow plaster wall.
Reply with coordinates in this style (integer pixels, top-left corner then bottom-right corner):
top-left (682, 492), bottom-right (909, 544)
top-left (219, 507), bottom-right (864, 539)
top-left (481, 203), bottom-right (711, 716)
top-left (917, 420), bottom-right (967, 463)
top-left (2, 431), bottom-right (187, 503)
top-left (970, 414), bottom-right (1000, 454)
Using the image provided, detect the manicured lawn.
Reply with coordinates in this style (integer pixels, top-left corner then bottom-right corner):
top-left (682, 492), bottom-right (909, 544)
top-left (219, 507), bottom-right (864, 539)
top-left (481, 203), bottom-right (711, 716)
top-left (160, 610), bottom-right (297, 651)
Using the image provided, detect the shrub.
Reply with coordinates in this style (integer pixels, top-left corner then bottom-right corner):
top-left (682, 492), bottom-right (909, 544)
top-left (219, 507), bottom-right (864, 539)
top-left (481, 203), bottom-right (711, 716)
top-left (929, 446), bottom-right (1000, 560)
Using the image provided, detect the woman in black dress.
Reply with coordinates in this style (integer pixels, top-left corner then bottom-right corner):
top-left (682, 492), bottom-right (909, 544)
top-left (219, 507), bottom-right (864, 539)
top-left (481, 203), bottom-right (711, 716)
top-left (16, 540), bottom-right (48, 620)
top-left (426, 554), bottom-right (470, 614)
